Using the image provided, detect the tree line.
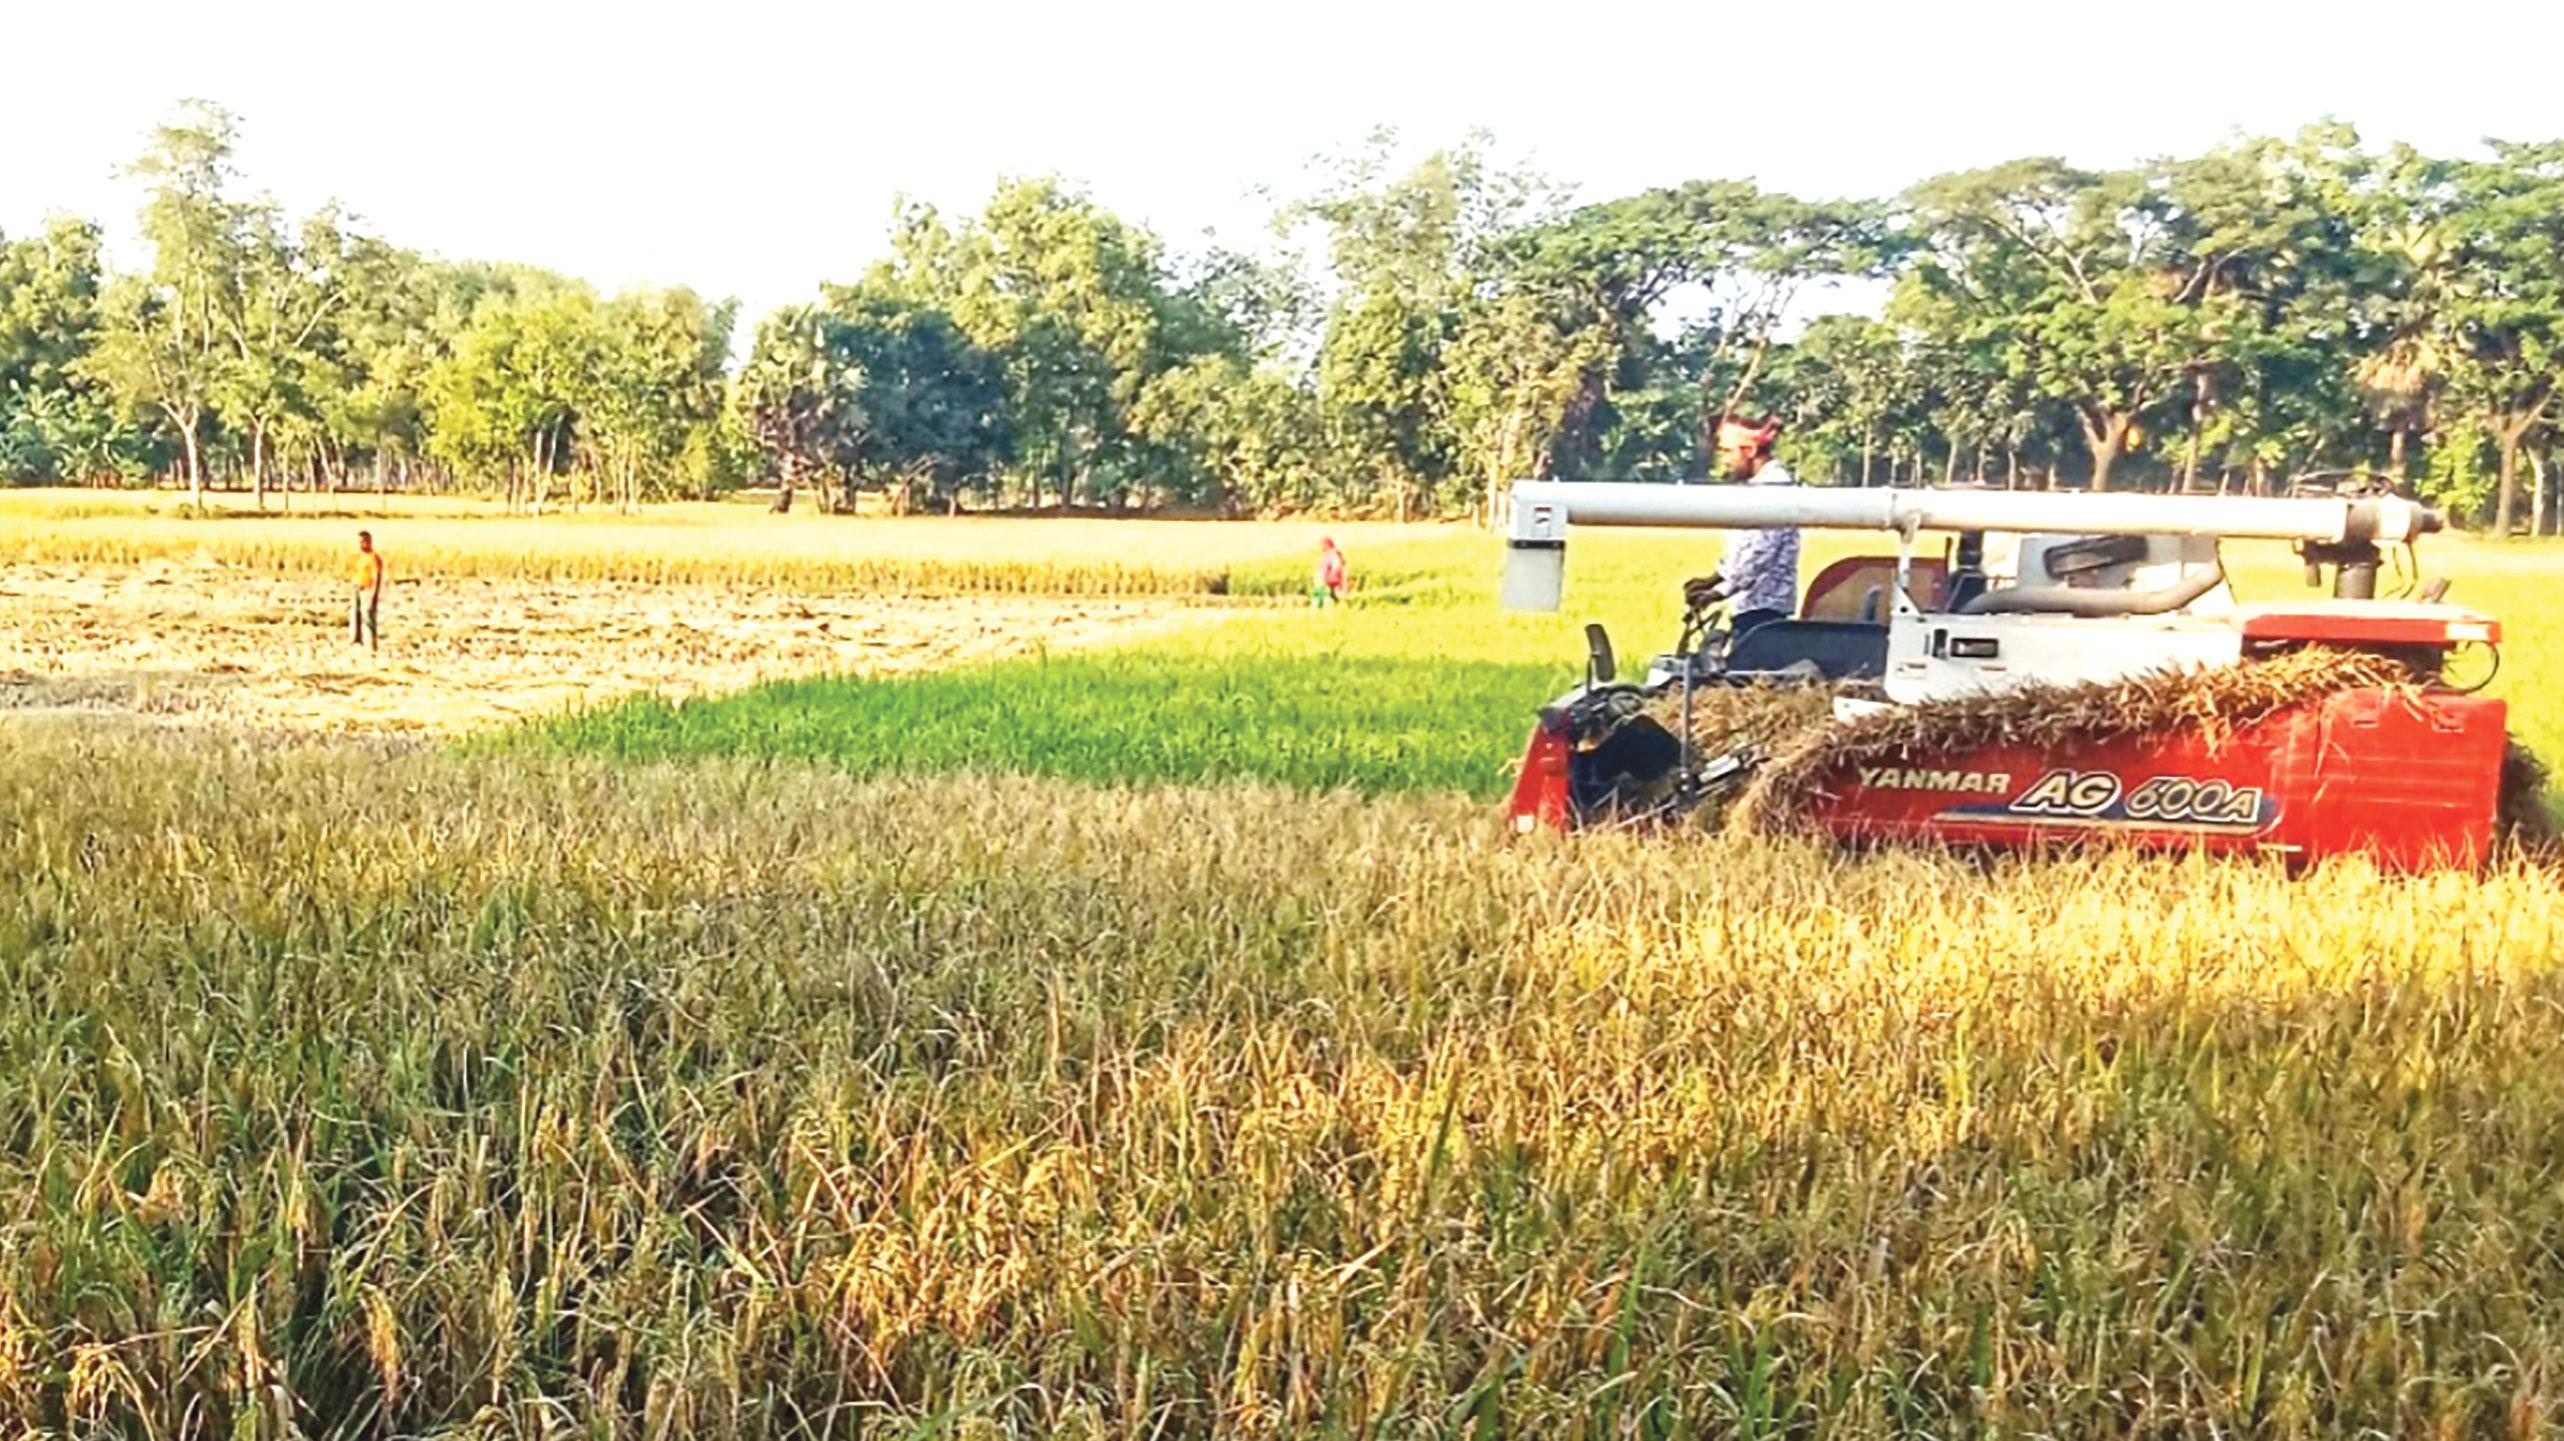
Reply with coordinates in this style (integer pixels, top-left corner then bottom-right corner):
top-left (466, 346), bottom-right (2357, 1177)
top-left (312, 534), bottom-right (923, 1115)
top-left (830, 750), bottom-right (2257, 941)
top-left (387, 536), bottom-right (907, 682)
top-left (6, 105), bottom-right (2564, 530)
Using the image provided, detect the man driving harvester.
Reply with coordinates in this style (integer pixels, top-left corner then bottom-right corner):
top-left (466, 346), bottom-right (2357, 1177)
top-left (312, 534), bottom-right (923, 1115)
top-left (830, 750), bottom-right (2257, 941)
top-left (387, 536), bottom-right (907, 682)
top-left (1685, 415), bottom-right (1798, 635)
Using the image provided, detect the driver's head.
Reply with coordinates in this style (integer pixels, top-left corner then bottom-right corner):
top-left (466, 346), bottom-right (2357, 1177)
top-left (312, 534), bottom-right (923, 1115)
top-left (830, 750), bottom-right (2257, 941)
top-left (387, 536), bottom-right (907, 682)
top-left (1717, 416), bottom-right (1782, 480)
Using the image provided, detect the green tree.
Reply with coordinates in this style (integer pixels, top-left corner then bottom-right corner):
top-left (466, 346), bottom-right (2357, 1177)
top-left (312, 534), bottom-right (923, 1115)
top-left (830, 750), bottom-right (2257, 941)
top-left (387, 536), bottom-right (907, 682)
top-left (824, 286), bottom-right (1010, 511)
top-left (83, 100), bottom-right (249, 503)
top-left (1453, 181), bottom-right (1885, 487)
top-left (736, 287), bottom-right (1010, 513)
top-left (2349, 144), bottom-right (2465, 487)
top-left (1319, 289), bottom-right (1450, 518)
top-left (1288, 129), bottom-right (1563, 308)
top-left (860, 180), bottom-right (1240, 509)
top-left (1903, 159), bottom-right (2209, 490)
top-left (2143, 128), bottom-right (2377, 491)
top-left (213, 204), bottom-right (355, 507)
top-left (911, 183), bottom-right (1142, 507)
top-left (1443, 289), bottom-right (1610, 511)
top-left (323, 246), bottom-right (481, 496)
top-left (0, 217), bottom-right (129, 483)
top-left (424, 280), bottom-right (594, 507)
top-left (1295, 133), bottom-right (1566, 512)
top-left (1774, 314), bottom-right (1909, 485)
top-left (733, 302), bottom-right (856, 510)
top-left (2440, 142), bottom-right (2564, 534)
top-left (575, 287), bottom-right (733, 512)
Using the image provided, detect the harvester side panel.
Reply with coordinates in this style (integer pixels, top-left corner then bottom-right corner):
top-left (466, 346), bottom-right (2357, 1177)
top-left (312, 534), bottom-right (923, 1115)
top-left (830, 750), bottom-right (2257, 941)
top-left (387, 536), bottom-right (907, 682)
top-left (2291, 690), bottom-right (2508, 867)
top-left (1508, 719), bottom-right (1575, 833)
top-left (1799, 690), bottom-right (2506, 872)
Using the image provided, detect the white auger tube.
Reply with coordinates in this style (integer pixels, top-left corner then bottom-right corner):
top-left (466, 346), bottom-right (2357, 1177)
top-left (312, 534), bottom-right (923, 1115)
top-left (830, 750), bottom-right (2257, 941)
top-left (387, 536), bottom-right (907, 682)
top-left (1499, 481), bottom-right (2441, 612)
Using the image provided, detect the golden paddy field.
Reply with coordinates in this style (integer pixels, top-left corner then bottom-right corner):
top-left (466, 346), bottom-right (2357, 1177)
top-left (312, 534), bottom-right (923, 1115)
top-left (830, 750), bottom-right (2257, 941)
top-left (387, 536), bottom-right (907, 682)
top-left (2, 490), bottom-right (2561, 1437)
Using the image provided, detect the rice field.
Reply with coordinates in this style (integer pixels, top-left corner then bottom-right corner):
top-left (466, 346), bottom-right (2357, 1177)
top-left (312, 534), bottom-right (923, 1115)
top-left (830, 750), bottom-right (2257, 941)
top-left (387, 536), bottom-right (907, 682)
top-left (6, 496), bottom-right (2564, 1436)
top-left (6, 729), bottom-right (2564, 1437)
top-left (0, 490), bottom-right (1432, 598)
top-left (537, 528), bottom-right (2564, 805)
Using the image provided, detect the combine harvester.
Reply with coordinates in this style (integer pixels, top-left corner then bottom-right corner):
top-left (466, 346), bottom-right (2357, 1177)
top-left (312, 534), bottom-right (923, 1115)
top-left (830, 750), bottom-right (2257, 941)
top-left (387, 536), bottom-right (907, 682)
top-left (1500, 481), bottom-right (2531, 871)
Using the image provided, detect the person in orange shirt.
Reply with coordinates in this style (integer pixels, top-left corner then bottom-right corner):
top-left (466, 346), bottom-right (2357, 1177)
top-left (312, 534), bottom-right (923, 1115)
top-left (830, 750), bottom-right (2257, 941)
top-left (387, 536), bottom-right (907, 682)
top-left (349, 530), bottom-right (385, 650)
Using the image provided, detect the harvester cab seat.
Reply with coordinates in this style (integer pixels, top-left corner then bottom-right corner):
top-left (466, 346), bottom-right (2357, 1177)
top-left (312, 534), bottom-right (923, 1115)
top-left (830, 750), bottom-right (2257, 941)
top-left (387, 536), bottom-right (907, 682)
top-left (1801, 556), bottom-right (1947, 620)
top-left (1723, 620), bottom-right (1890, 682)
top-left (1673, 553), bottom-right (1950, 685)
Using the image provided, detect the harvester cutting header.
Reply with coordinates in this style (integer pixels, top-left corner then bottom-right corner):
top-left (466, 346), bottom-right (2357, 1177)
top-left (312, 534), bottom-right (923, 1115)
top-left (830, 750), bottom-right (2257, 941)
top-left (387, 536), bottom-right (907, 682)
top-left (1499, 473), bottom-right (2527, 871)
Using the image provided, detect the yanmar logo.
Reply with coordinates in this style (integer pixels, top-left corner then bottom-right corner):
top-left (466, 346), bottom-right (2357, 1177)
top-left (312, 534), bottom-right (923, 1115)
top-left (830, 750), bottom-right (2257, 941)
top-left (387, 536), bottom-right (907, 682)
top-left (1857, 767), bottom-right (2012, 795)
top-left (1939, 767), bottom-right (2280, 832)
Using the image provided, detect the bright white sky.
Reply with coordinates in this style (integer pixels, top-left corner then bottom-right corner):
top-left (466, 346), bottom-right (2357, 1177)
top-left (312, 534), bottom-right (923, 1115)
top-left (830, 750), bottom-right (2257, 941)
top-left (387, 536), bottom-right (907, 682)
top-left (8, 0), bottom-right (2564, 329)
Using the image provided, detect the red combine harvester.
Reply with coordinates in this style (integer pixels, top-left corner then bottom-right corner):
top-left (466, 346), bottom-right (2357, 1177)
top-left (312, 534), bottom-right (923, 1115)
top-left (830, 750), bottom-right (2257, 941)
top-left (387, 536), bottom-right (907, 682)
top-left (1500, 481), bottom-right (2511, 871)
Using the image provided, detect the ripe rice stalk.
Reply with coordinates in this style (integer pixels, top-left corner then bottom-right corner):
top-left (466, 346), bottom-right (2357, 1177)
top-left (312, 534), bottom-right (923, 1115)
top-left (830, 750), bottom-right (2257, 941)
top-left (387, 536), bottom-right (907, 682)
top-left (8, 690), bottom-right (2564, 1434)
top-left (1728, 648), bottom-right (2414, 837)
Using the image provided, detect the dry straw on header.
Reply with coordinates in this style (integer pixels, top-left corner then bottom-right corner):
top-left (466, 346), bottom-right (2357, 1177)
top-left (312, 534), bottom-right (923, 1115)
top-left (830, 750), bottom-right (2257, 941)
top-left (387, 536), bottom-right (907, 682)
top-left (1624, 648), bottom-right (2555, 844)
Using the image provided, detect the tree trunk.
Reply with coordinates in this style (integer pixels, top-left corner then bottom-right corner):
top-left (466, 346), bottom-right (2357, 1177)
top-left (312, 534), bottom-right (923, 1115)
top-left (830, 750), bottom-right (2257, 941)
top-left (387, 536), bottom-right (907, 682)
top-left (2531, 447), bottom-right (2551, 539)
top-left (2082, 410), bottom-right (2130, 492)
top-left (1942, 440), bottom-right (1960, 487)
top-left (2181, 370), bottom-right (2213, 492)
top-left (2388, 426), bottom-right (2409, 483)
top-left (251, 421), bottom-right (269, 512)
top-left (178, 416), bottom-right (205, 507)
top-left (1860, 429), bottom-right (1876, 488)
top-left (2495, 430), bottom-right (2521, 538)
top-left (2005, 449), bottom-right (2019, 490)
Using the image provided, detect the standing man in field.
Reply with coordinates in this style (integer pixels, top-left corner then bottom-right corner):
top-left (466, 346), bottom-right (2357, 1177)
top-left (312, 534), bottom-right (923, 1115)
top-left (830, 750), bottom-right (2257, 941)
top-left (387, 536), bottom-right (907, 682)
top-left (349, 530), bottom-right (385, 650)
top-left (1714, 416), bottom-right (1798, 634)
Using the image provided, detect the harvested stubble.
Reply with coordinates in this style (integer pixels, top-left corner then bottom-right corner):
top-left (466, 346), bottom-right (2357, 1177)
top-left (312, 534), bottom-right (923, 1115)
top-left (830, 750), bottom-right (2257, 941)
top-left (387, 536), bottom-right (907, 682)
top-left (0, 527), bottom-right (1234, 598)
top-left (1727, 648), bottom-right (2421, 836)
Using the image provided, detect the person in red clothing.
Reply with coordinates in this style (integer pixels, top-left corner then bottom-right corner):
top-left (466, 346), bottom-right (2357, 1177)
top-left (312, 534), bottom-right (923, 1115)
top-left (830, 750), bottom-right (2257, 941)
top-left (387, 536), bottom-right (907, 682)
top-left (1313, 535), bottom-right (1348, 607)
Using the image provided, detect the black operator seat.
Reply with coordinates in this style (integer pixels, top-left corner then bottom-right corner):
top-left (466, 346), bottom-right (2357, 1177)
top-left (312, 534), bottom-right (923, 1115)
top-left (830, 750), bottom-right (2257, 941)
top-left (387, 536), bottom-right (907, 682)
top-left (1723, 619), bottom-right (1888, 681)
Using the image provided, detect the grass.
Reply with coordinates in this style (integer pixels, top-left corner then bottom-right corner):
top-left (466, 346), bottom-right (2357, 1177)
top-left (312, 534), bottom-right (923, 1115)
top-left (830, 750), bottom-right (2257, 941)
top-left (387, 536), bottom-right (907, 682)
top-left (0, 487), bottom-right (1439, 598)
top-left (537, 528), bottom-right (2564, 801)
top-left (2, 726), bottom-right (2561, 1436)
top-left (531, 652), bottom-right (1557, 795)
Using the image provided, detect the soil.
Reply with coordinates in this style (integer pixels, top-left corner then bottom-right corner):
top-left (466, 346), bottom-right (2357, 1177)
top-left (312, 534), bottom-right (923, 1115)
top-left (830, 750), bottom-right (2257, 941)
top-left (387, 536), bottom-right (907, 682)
top-left (0, 561), bottom-right (1195, 735)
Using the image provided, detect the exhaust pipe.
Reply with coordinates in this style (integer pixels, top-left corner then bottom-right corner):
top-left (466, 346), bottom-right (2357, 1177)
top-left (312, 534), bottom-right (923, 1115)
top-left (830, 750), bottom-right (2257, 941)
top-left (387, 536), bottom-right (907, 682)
top-left (1955, 562), bottom-right (2227, 617)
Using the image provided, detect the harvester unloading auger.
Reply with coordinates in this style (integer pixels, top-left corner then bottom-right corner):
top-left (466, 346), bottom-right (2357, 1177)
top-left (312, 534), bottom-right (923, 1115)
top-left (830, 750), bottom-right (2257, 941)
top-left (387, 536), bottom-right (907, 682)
top-left (1500, 479), bottom-right (2546, 871)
